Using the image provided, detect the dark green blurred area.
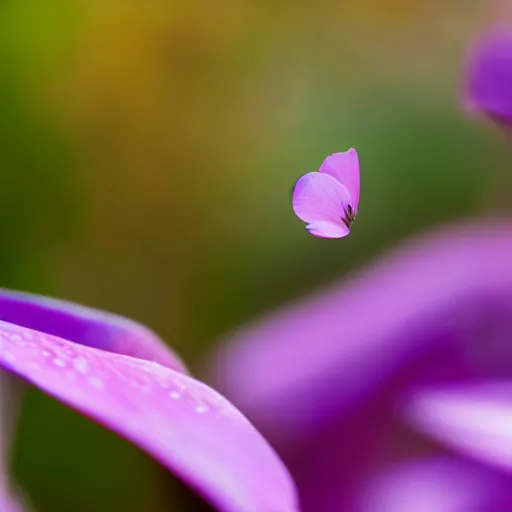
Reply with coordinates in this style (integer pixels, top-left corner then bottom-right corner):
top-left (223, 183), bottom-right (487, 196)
top-left (2, 0), bottom-right (511, 510)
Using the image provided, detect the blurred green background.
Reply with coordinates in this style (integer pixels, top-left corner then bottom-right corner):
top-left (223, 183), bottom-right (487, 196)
top-left (3, 0), bottom-right (512, 510)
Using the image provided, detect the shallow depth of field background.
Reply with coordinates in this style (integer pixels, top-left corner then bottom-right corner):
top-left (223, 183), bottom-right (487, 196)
top-left (2, 0), bottom-right (512, 510)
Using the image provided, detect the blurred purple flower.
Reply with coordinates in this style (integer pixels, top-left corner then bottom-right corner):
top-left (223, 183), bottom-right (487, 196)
top-left (464, 28), bottom-right (512, 131)
top-left (0, 290), bottom-right (299, 512)
top-left (209, 220), bottom-right (512, 511)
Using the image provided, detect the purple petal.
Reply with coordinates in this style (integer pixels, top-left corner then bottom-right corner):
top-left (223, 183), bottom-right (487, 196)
top-left (0, 324), bottom-right (299, 512)
top-left (0, 289), bottom-right (184, 510)
top-left (292, 172), bottom-right (351, 233)
top-left (404, 381), bottom-right (512, 472)
top-left (0, 289), bottom-right (186, 372)
top-left (318, 149), bottom-right (360, 213)
top-left (209, 219), bottom-right (512, 440)
top-left (464, 28), bottom-right (512, 129)
top-left (208, 219), bottom-right (512, 512)
top-left (358, 457), bottom-right (511, 512)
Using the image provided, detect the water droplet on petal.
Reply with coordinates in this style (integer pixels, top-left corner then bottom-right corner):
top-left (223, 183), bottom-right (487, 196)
top-left (73, 357), bottom-right (89, 374)
top-left (88, 377), bottom-right (104, 389)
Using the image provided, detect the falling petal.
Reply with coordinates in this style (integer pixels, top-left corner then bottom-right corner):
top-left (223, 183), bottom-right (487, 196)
top-left (0, 323), bottom-right (299, 512)
top-left (292, 172), bottom-right (351, 235)
top-left (319, 149), bottom-right (360, 213)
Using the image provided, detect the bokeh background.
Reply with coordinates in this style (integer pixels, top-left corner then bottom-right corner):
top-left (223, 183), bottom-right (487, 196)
top-left (2, 0), bottom-right (512, 510)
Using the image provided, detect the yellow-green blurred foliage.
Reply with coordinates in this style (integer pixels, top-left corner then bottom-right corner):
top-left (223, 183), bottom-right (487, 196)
top-left (3, 0), bottom-right (512, 510)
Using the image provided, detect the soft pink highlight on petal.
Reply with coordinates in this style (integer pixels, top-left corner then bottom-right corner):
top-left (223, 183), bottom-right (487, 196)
top-left (0, 324), bottom-right (299, 512)
top-left (404, 381), bottom-right (512, 472)
top-left (306, 220), bottom-right (350, 239)
top-left (319, 149), bottom-right (360, 212)
top-left (358, 457), bottom-right (509, 512)
top-left (292, 172), bottom-right (351, 228)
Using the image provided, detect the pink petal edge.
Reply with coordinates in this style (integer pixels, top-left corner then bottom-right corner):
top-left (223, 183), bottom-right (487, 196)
top-left (0, 289), bottom-right (187, 374)
top-left (306, 220), bottom-right (350, 239)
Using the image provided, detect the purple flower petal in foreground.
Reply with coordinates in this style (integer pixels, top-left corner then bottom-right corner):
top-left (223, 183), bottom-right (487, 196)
top-left (0, 290), bottom-right (299, 512)
top-left (209, 219), bottom-right (512, 511)
top-left (292, 149), bottom-right (360, 238)
top-left (464, 28), bottom-right (512, 131)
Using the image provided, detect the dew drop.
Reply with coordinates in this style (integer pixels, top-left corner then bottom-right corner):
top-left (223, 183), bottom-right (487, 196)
top-left (169, 391), bottom-right (181, 400)
top-left (89, 377), bottom-right (104, 389)
top-left (53, 358), bottom-right (66, 368)
top-left (196, 405), bottom-right (209, 414)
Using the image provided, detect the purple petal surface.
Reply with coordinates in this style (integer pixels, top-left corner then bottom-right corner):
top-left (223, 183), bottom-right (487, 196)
top-left (208, 219), bottom-right (512, 511)
top-left (292, 172), bottom-right (351, 236)
top-left (319, 149), bottom-right (360, 212)
top-left (210, 219), bottom-right (512, 439)
top-left (0, 289), bottom-right (186, 372)
top-left (464, 28), bottom-right (512, 127)
top-left (0, 323), bottom-right (299, 512)
top-left (404, 381), bottom-right (512, 471)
